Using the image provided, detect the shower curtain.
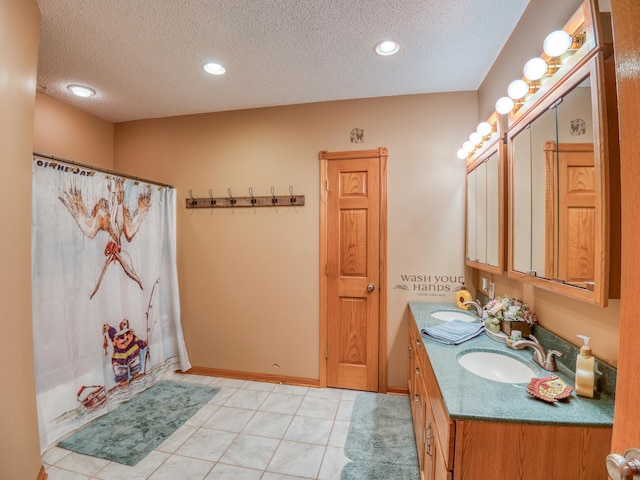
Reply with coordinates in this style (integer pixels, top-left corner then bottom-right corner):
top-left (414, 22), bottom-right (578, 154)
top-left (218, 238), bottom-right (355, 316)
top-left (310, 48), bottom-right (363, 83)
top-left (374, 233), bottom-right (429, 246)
top-left (31, 157), bottom-right (191, 451)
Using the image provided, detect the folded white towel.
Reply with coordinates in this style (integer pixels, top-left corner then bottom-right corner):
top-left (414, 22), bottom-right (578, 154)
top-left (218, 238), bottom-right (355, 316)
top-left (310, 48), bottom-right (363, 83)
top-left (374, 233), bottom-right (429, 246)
top-left (421, 320), bottom-right (485, 345)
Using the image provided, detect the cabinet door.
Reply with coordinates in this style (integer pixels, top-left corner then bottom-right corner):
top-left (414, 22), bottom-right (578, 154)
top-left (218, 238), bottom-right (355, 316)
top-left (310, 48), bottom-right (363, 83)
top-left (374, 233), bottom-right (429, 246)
top-left (407, 326), bottom-right (424, 467)
top-left (433, 441), bottom-right (452, 480)
top-left (420, 374), bottom-right (435, 480)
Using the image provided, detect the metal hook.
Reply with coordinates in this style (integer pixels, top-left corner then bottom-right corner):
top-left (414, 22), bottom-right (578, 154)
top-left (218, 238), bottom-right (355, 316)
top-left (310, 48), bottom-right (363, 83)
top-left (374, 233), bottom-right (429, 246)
top-left (189, 189), bottom-right (197, 206)
top-left (289, 185), bottom-right (296, 204)
top-left (270, 186), bottom-right (278, 205)
top-left (209, 188), bottom-right (216, 206)
top-left (227, 187), bottom-right (236, 205)
top-left (249, 187), bottom-right (257, 205)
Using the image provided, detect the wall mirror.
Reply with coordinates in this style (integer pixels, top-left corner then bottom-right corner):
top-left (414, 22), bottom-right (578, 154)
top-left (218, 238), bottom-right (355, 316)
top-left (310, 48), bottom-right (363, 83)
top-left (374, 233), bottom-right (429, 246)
top-left (508, 54), bottom-right (618, 306)
top-left (466, 139), bottom-right (505, 275)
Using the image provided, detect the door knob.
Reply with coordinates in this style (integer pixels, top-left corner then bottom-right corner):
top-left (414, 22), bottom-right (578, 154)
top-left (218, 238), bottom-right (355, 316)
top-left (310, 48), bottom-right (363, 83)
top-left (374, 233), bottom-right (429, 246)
top-left (606, 448), bottom-right (640, 480)
top-left (367, 283), bottom-right (375, 292)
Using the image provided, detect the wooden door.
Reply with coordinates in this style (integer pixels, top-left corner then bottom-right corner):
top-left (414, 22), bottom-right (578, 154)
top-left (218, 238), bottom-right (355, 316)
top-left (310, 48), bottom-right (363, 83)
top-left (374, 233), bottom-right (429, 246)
top-left (319, 148), bottom-right (387, 392)
top-left (611, 0), bottom-right (640, 458)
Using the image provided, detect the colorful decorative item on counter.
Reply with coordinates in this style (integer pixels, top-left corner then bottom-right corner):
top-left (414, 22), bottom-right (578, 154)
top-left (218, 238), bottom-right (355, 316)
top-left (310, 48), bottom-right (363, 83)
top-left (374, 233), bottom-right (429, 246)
top-left (455, 288), bottom-right (473, 309)
top-left (484, 295), bottom-right (537, 337)
top-left (527, 376), bottom-right (573, 403)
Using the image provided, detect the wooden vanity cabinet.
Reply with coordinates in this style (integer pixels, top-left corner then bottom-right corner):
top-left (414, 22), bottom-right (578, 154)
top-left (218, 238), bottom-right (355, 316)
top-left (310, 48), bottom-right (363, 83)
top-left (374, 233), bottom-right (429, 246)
top-left (408, 322), bottom-right (453, 480)
top-left (407, 320), bottom-right (612, 480)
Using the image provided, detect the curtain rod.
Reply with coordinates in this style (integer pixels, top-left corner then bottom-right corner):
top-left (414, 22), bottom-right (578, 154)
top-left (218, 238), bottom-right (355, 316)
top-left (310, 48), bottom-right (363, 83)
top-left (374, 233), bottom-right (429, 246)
top-left (33, 151), bottom-right (174, 189)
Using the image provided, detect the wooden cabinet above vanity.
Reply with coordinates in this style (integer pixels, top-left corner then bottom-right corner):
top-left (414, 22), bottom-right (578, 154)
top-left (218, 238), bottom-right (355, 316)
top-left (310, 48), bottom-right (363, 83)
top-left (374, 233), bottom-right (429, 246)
top-left (466, 115), bottom-right (506, 275)
top-left (464, 0), bottom-right (620, 307)
top-left (505, 0), bottom-right (620, 307)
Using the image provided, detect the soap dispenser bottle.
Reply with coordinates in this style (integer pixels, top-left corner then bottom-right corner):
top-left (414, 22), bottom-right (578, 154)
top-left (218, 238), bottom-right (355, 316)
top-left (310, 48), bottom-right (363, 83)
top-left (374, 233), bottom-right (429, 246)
top-left (575, 335), bottom-right (595, 398)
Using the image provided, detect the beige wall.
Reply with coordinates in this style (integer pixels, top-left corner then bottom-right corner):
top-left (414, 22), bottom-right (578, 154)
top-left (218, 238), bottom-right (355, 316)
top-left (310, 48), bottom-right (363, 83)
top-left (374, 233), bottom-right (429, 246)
top-left (34, 92), bottom-right (115, 169)
top-left (114, 93), bottom-right (477, 388)
top-left (0, 0), bottom-right (43, 478)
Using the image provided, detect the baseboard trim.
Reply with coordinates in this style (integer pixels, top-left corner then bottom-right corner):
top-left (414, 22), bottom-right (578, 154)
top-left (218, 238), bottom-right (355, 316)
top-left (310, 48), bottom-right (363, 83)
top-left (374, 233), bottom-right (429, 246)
top-left (37, 465), bottom-right (47, 480)
top-left (386, 386), bottom-right (409, 395)
top-left (185, 366), bottom-right (321, 388)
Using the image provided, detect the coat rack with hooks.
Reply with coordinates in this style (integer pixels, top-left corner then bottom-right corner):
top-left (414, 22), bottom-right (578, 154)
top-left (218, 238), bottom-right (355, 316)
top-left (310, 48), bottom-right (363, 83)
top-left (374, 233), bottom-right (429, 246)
top-left (186, 186), bottom-right (305, 209)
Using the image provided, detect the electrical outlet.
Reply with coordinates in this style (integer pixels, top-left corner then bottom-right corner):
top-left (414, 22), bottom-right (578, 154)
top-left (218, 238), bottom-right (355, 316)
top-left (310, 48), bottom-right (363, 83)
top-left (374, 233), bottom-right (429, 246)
top-left (481, 277), bottom-right (489, 290)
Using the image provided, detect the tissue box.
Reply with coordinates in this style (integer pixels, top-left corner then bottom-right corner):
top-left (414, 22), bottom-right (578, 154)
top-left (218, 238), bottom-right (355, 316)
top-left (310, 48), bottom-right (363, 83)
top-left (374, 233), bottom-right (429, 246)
top-left (500, 320), bottom-right (532, 338)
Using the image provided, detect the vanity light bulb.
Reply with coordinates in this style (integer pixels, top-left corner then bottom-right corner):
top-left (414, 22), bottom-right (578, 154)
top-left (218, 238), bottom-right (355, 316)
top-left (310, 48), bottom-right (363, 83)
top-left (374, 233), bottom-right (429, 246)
top-left (469, 132), bottom-right (482, 145)
top-left (523, 57), bottom-right (548, 81)
top-left (507, 79), bottom-right (529, 100)
top-left (543, 30), bottom-right (572, 57)
top-left (476, 122), bottom-right (493, 137)
top-left (495, 96), bottom-right (515, 115)
top-left (457, 148), bottom-right (467, 160)
top-left (462, 141), bottom-right (474, 153)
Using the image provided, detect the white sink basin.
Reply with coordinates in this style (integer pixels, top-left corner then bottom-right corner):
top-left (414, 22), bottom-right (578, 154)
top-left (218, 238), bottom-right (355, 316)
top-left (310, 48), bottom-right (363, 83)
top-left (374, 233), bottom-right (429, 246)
top-left (458, 351), bottom-right (536, 383)
top-left (430, 310), bottom-right (476, 322)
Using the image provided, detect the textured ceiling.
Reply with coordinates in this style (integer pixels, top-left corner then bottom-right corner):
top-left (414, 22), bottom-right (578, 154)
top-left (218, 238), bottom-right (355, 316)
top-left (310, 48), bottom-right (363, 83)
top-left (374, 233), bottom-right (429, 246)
top-left (36, 0), bottom-right (530, 123)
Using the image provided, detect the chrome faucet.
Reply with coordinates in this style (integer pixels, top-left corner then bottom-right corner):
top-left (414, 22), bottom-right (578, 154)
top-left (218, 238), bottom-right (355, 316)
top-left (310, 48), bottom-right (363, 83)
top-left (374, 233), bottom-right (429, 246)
top-left (507, 335), bottom-right (563, 372)
top-left (461, 299), bottom-right (483, 317)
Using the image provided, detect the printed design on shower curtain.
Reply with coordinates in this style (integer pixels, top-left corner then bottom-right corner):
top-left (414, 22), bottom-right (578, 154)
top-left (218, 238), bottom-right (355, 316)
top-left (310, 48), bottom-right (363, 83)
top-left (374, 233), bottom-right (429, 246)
top-left (31, 158), bottom-right (191, 452)
top-left (59, 177), bottom-right (151, 299)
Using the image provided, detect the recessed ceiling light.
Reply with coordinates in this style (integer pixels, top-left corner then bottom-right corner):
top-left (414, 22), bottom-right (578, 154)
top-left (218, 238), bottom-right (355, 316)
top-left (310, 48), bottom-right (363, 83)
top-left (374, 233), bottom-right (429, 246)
top-left (203, 62), bottom-right (226, 75)
top-left (67, 84), bottom-right (96, 98)
top-left (374, 40), bottom-right (399, 56)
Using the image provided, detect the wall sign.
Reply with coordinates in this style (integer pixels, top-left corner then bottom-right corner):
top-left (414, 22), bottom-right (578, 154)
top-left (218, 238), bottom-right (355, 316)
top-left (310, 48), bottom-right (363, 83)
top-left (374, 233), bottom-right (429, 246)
top-left (394, 273), bottom-right (465, 298)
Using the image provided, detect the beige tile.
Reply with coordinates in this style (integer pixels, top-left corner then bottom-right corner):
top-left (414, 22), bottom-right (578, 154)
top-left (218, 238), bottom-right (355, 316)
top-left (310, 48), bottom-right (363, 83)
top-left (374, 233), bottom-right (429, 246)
top-left (42, 446), bottom-right (72, 466)
top-left (218, 434), bottom-right (280, 470)
top-left (318, 446), bottom-right (351, 480)
top-left (175, 428), bottom-right (237, 462)
top-left (267, 440), bottom-right (326, 478)
top-left (336, 399), bottom-right (354, 422)
top-left (147, 454), bottom-right (214, 480)
top-left (328, 420), bottom-right (350, 448)
top-left (259, 392), bottom-right (304, 415)
top-left (94, 451), bottom-right (169, 480)
top-left (242, 411), bottom-right (293, 438)
top-left (284, 416), bottom-right (333, 445)
top-left (186, 404), bottom-right (220, 426)
top-left (296, 395), bottom-right (339, 419)
top-left (43, 466), bottom-right (91, 480)
top-left (54, 451), bottom-right (110, 476)
top-left (223, 389), bottom-right (270, 410)
top-left (204, 463), bottom-right (263, 480)
top-left (202, 406), bottom-right (255, 433)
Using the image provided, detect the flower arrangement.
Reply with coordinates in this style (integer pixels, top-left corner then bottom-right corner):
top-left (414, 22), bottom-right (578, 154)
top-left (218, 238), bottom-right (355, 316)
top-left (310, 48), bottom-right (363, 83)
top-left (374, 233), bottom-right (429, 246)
top-left (484, 295), bottom-right (538, 325)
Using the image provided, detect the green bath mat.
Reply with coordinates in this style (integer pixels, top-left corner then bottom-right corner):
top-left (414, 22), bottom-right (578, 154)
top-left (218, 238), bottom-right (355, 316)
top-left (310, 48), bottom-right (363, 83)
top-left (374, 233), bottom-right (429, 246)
top-left (58, 380), bottom-right (219, 466)
top-left (341, 392), bottom-right (420, 480)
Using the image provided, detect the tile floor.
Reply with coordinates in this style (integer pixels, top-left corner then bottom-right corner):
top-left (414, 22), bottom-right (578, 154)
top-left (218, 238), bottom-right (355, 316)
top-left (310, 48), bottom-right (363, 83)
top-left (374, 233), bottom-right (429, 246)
top-left (42, 373), bottom-right (363, 480)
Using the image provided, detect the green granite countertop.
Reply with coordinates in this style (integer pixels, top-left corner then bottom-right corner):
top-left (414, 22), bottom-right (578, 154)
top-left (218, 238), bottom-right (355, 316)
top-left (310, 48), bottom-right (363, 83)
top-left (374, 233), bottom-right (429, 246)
top-left (408, 302), bottom-right (614, 427)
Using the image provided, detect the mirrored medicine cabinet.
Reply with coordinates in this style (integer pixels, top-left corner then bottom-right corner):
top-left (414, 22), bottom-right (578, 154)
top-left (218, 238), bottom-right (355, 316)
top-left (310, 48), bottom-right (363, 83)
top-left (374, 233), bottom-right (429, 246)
top-left (507, 54), bottom-right (620, 307)
top-left (466, 139), bottom-right (505, 275)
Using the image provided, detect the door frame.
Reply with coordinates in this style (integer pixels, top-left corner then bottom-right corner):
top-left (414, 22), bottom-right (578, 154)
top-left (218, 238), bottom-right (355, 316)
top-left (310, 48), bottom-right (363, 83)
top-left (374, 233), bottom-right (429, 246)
top-left (318, 147), bottom-right (388, 393)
